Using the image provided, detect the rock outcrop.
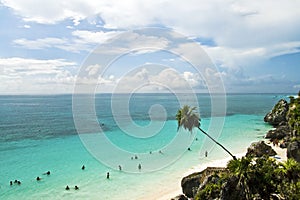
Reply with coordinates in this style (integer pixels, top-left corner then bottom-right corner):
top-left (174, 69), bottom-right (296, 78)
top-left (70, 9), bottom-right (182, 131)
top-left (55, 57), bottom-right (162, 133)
top-left (219, 176), bottom-right (246, 200)
top-left (246, 141), bottom-right (276, 157)
top-left (264, 99), bottom-right (289, 126)
top-left (175, 93), bottom-right (300, 200)
top-left (181, 167), bottom-right (227, 198)
top-left (287, 141), bottom-right (300, 162)
top-left (265, 122), bottom-right (291, 140)
top-left (264, 96), bottom-right (300, 161)
top-left (181, 172), bottom-right (202, 198)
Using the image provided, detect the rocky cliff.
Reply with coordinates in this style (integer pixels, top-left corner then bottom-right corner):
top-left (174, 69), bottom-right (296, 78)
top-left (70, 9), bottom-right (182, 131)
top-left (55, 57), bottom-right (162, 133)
top-left (264, 99), bottom-right (289, 126)
top-left (264, 94), bottom-right (300, 162)
top-left (172, 92), bottom-right (300, 200)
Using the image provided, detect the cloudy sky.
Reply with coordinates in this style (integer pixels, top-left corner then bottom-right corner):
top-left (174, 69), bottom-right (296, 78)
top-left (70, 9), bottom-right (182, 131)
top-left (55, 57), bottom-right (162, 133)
top-left (0, 0), bottom-right (300, 94)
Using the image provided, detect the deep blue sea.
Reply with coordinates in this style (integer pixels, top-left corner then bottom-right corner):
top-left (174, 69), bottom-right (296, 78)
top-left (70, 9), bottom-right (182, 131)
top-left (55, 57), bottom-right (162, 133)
top-left (0, 93), bottom-right (289, 199)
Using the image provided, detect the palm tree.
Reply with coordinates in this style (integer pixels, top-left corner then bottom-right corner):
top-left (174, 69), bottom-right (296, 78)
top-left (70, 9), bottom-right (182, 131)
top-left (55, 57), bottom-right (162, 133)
top-left (176, 105), bottom-right (237, 160)
top-left (277, 158), bottom-right (300, 182)
top-left (227, 156), bottom-right (252, 199)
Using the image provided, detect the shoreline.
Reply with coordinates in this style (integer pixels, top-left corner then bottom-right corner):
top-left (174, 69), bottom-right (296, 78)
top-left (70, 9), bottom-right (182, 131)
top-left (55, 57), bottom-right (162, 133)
top-left (160, 144), bottom-right (287, 200)
top-left (152, 153), bottom-right (246, 200)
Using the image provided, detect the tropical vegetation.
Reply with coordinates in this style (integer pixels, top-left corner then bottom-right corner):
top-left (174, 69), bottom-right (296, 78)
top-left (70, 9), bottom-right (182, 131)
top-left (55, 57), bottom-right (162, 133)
top-left (180, 91), bottom-right (300, 199)
top-left (195, 156), bottom-right (300, 199)
top-left (288, 92), bottom-right (300, 135)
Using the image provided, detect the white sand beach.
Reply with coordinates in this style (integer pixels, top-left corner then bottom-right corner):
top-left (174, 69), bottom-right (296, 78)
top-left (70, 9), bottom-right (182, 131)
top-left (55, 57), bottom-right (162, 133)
top-left (157, 144), bottom-right (288, 200)
top-left (152, 153), bottom-right (245, 200)
top-left (265, 140), bottom-right (287, 162)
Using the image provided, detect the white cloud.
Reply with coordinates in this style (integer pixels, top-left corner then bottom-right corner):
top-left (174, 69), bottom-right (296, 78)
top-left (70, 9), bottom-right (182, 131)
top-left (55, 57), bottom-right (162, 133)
top-left (8, 0), bottom-right (300, 62)
top-left (14, 37), bottom-right (67, 50)
top-left (13, 30), bottom-right (121, 52)
top-left (2, 0), bottom-right (300, 93)
top-left (71, 30), bottom-right (121, 44)
top-left (203, 40), bottom-right (300, 70)
top-left (112, 67), bottom-right (205, 93)
top-left (183, 71), bottom-right (202, 87)
top-left (85, 64), bottom-right (102, 76)
top-left (0, 57), bottom-right (77, 93)
top-left (94, 31), bottom-right (170, 55)
top-left (0, 57), bottom-right (76, 72)
top-left (4, 0), bottom-right (299, 47)
top-left (1, 0), bottom-right (93, 25)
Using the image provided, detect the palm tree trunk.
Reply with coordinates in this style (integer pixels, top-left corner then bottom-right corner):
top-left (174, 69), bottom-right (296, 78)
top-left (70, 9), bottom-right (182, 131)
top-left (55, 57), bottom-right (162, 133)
top-left (198, 127), bottom-right (237, 160)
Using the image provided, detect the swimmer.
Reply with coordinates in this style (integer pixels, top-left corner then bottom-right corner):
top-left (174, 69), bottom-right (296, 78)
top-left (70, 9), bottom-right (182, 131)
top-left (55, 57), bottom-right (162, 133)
top-left (43, 171), bottom-right (50, 175)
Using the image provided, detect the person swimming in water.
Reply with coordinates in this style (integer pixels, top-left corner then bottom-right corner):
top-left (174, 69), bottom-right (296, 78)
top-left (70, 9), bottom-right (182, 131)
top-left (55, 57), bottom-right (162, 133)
top-left (65, 185), bottom-right (70, 190)
top-left (36, 176), bottom-right (41, 181)
top-left (75, 185), bottom-right (79, 190)
top-left (81, 165), bottom-right (85, 170)
top-left (138, 163), bottom-right (142, 171)
top-left (43, 171), bottom-right (50, 175)
top-left (118, 165), bottom-right (122, 171)
top-left (106, 172), bottom-right (110, 179)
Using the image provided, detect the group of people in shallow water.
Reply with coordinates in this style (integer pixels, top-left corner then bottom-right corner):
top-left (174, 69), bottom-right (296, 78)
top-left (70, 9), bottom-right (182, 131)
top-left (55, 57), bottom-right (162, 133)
top-left (9, 168), bottom-right (82, 191)
top-left (10, 171), bottom-right (51, 186)
top-left (64, 166), bottom-right (86, 190)
top-left (65, 185), bottom-right (79, 190)
top-left (35, 171), bottom-right (51, 181)
top-left (10, 146), bottom-right (208, 189)
top-left (9, 162), bottom-right (144, 191)
top-left (9, 180), bottom-right (21, 186)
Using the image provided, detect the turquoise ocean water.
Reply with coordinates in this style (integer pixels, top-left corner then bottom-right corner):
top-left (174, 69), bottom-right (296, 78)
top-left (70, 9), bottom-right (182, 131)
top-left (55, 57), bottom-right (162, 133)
top-left (0, 93), bottom-right (288, 199)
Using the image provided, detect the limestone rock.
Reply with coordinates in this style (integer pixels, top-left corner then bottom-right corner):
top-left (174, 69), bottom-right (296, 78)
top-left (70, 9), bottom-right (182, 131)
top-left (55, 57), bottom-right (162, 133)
top-left (220, 175), bottom-right (246, 200)
top-left (181, 172), bottom-right (202, 198)
top-left (264, 99), bottom-right (289, 126)
top-left (265, 124), bottom-right (290, 140)
top-left (246, 141), bottom-right (276, 157)
top-left (265, 130), bottom-right (285, 140)
top-left (181, 167), bottom-right (227, 198)
top-left (287, 141), bottom-right (300, 162)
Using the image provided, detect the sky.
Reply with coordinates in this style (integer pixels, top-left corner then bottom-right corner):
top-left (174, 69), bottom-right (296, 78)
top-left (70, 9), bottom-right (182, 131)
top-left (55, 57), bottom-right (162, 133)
top-left (0, 0), bottom-right (300, 94)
